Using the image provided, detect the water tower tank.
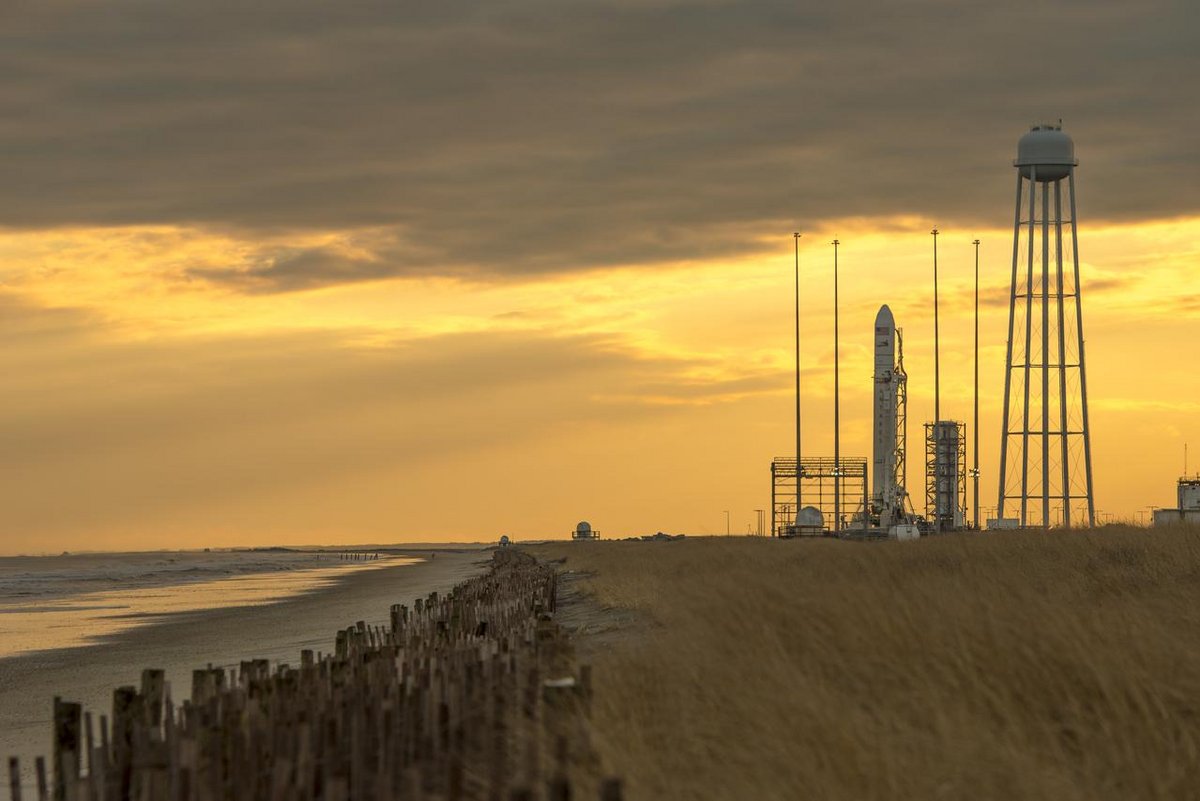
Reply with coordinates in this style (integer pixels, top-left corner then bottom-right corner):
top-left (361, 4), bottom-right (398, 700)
top-left (1015, 124), bottom-right (1076, 181)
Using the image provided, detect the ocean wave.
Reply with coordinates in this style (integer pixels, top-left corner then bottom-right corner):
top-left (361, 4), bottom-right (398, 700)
top-left (0, 550), bottom-right (349, 606)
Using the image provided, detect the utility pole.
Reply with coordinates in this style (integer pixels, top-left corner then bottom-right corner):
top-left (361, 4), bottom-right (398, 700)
top-left (973, 238), bottom-right (981, 530)
top-left (724, 510), bottom-right (730, 536)
top-left (832, 239), bottom-right (841, 535)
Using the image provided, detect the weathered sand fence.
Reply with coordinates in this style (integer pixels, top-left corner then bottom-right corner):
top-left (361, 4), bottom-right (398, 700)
top-left (6, 550), bottom-right (619, 801)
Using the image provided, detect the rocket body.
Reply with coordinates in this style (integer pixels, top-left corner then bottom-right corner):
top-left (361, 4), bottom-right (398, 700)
top-left (872, 305), bottom-right (898, 512)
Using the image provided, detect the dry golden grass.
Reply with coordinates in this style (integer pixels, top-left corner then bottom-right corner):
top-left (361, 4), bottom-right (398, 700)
top-left (529, 527), bottom-right (1200, 800)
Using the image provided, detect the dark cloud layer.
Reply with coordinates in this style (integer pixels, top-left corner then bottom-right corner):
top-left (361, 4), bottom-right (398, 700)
top-left (2, 0), bottom-right (1197, 289)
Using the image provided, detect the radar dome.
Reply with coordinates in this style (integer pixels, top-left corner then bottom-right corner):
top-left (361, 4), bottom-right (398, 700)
top-left (1015, 124), bottom-right (1076, 181)
top-left (576, 521), bottom-right (591, 533)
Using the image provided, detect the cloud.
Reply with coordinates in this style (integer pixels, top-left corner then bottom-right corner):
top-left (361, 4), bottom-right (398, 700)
top-left (0, 0), bottom-right (1196, 289)
top-left (187, 244), bottom-right (401, 292)
top-left (877, 271), bottom-right (1139, 317)
top-left (0, 292), bottom-right (789, 547)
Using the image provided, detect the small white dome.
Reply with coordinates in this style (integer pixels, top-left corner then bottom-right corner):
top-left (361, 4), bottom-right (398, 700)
top-left (1015, 124), bottom-right (1076, 181)
top-left (797, 506), bottom-right (824, 527)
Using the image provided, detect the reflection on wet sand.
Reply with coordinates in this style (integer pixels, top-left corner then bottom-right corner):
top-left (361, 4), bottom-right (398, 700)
top-left (0, 557), bottom-right (414, 658)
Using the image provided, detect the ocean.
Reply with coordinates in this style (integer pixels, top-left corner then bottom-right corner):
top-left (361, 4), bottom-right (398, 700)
top-left (0, 549), bottom-right (398, 659)
top-left (0, 547), bottom-right (486, 787)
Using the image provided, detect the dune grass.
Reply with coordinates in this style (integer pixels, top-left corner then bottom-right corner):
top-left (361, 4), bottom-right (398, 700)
top-left (529, 527), bottom-right (1200, 800)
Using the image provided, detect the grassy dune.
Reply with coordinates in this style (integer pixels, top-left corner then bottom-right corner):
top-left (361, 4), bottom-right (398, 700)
top-left (530, 527), bottom-right (1200, 800)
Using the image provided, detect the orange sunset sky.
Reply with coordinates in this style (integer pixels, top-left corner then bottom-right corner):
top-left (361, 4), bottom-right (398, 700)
top-left (2, 0), bottom-right (1198, 552)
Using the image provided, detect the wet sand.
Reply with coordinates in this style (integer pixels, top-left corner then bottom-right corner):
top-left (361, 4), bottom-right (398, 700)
top-left (0, 548), bottom-right (487, 780)
top-left (0, 555), bottom-right (420, 659)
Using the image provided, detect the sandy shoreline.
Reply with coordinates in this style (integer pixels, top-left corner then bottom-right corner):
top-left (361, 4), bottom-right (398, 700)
top-left (0, 548), bottom-right (488, 780)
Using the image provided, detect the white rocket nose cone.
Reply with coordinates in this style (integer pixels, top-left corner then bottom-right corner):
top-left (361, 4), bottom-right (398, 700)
top-left (875, 304), bottom-right (895, 328)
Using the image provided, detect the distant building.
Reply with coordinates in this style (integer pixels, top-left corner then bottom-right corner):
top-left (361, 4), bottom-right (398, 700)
top-left (572, 521), bottom-right (600, 540)
top-left (499, 535), bottom-right (511, 547)
top-left (639, 532), bottom-right (685, 542)
top-left (1153, 478), bottom-right (1200, 526)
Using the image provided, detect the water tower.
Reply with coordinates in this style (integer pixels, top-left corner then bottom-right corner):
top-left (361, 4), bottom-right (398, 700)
top-left (996, 123), bottom-right (1096, 528)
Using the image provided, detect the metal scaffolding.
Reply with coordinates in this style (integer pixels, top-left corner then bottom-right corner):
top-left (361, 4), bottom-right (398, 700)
top-left (895, 330), bottom-right (908, 498)
top-left (770, 456), bottom-right (868, 536)
top-left (926, 421), bottom-right (967, 531)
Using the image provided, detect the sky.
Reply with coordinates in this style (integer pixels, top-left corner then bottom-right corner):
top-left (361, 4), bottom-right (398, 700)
top-left (2, 0), bottom-right (1198, 552)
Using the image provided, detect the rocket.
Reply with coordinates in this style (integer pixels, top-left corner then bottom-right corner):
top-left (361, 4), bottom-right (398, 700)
top-left (872, 305), bottom-right (898, 515)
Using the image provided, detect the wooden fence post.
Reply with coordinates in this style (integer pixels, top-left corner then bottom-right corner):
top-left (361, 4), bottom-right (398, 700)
top-left (34, 757), bottom-right (47, 801)
top-left (52, 698), bottom-right (81, 801)
top-left (7, 757), bottom-right (21, 801)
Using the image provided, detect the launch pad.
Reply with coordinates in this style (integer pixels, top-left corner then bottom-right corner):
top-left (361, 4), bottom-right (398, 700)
top-left (768, 124), bottom-right (1100, 537)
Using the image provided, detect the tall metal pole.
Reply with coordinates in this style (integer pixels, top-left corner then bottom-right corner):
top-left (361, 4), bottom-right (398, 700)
top-left (1068, 170), bottom-right (1096, 526)
top-left (794, 232), bottom-right (802, 520)
top-left (1054, 181), bottom-right (1071, 528)
top-left (1041, 177), bottom-right (1051, 529)
top-left (832, 239), bottom-right (841, 534)
top-left (973, 239), bottom-right (981, 530)
top-left (1020, 170), bottom-right (1036, 526)
top-left (932, 228), bottom-right (941, 423)
top-left (770, 464), bottom-right (777, 536)
top-left (998, 174), bottom-right (1024, 522)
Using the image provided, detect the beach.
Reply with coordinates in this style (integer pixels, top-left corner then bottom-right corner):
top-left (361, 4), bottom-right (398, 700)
top-left (0, 548), bottom-right (487, 782)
